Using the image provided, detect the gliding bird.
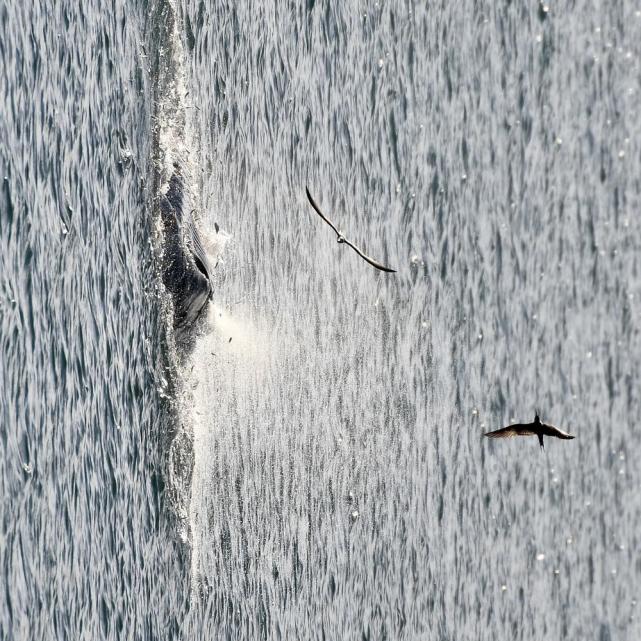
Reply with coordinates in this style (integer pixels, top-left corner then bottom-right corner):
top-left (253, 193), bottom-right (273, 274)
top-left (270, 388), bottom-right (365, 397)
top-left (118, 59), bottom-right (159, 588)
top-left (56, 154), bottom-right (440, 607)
top-left (484, 413), bottom-right (575, 450)
top-left (305, 187), bottom-right (396, 273)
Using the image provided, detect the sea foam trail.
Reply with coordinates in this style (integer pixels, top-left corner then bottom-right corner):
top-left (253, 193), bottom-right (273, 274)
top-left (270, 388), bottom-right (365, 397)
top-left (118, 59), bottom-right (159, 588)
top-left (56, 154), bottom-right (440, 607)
top-left (187, 300), bottom-right (278, 595)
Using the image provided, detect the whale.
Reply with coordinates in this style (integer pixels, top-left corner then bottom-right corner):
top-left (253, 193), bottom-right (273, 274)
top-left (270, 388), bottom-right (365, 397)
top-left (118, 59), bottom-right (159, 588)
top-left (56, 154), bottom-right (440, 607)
top-left (159, 166), bottom-right (213, 338)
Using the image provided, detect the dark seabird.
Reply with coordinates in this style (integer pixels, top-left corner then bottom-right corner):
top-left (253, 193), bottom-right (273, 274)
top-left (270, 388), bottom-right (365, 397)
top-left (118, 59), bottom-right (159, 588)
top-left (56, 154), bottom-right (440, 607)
top-left (305, 187), bottom-right (396, 273)
top-left (484, 413), bottom-right (575, 450)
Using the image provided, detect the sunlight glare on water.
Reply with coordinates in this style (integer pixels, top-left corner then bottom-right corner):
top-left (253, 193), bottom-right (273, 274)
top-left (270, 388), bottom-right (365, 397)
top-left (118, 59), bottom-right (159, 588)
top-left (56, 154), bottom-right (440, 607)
top-left (1, 0), bottom-right (641, 640)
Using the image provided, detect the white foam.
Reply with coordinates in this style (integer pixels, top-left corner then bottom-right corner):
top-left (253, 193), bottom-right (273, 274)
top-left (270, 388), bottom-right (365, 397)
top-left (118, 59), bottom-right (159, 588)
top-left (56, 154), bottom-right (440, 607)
top-left (185, 301), bottom-right (277, 595)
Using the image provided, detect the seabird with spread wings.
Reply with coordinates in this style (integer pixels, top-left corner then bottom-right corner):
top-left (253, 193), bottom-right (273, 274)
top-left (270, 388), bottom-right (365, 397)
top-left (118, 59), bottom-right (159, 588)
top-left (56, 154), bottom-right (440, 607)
top-left (305, 187), bottom-right (396, 273)
top-left (484, 413), bottom-right (575, 450)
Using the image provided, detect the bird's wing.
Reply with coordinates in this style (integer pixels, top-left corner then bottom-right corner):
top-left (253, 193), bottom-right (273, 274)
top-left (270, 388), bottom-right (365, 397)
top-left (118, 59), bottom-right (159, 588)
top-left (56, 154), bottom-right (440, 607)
top-left (305, 188), bottom-right (341, 237)
top-left (484, 424), bottom-right (537, 438)
top-left (541, 423), bottom-right (575, 439)
top-left (341, 237), bottom-right (397, 273)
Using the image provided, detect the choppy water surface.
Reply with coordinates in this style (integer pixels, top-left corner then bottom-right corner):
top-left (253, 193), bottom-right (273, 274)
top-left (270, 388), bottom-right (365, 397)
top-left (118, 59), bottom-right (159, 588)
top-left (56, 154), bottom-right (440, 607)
top-left (2, 1), bottom-right (641, 639)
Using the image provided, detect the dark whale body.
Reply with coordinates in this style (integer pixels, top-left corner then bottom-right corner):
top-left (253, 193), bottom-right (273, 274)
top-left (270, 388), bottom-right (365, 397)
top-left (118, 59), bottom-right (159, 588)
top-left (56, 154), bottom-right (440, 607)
top-left (159, 167), bottom-right (213, 337)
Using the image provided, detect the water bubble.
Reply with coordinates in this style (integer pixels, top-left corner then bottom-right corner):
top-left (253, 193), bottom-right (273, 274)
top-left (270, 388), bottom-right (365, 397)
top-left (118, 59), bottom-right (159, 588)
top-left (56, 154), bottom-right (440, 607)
top-left (536, 553), bottom-right (546, 561)
top-left (377, 58), bottom-right (384, 69)
top-left (501, 585), bottom-right (507, 592)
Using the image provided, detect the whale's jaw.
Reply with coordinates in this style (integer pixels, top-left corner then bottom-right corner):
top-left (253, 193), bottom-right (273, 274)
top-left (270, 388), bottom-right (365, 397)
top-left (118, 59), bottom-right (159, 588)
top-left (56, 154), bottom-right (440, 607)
top-left (159, 168), bottom-right (213, 339)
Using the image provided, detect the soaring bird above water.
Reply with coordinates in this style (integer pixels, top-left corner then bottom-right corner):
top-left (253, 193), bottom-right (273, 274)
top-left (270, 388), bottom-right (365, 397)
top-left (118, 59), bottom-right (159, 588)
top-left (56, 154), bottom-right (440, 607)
top-left (484, 413), bottom-right (575, 450)
top-left (305, 187), bottom-right (396, 273)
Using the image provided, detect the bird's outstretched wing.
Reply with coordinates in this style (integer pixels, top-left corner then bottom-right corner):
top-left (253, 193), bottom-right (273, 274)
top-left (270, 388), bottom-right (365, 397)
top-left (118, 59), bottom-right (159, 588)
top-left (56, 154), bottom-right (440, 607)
top-left (305, 187), bottom-right (397, 273)
top-left (305, 187), bottom-right (341, 237)
top-left (541, 422), bottom-right (575, 440)
top-left (340, 237), bottom-right (397, 273)
top-left (484, 424), bottom-right (537, 438)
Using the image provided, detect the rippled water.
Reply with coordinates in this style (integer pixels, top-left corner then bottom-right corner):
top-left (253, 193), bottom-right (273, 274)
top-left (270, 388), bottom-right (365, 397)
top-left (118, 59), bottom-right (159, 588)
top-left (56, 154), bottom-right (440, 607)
top-left (2, 1), bottom-right (641, 639)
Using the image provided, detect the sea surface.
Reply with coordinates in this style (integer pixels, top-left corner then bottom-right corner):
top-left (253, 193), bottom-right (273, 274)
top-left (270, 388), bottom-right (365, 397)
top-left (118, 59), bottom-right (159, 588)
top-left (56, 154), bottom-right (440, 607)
top-left (2, 1), bottom-right (641, 639)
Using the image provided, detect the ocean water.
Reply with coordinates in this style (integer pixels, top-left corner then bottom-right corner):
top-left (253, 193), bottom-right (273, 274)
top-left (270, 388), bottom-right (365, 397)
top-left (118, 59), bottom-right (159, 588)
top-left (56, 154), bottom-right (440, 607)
top-left (2, 1), bottom-right (641, 640)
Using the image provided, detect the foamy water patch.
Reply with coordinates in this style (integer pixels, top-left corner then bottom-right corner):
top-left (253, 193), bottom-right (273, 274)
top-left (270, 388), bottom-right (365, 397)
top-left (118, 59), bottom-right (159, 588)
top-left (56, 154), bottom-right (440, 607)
top-left (186, 301), bottom-right (279, 595)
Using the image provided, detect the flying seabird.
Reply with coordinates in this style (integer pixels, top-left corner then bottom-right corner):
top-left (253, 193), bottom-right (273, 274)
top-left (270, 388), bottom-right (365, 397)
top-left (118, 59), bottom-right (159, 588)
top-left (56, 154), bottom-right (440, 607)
top-left (484, 413), bottom-right (575, 450)
top-left (305, 187), bottom-right (396, 273)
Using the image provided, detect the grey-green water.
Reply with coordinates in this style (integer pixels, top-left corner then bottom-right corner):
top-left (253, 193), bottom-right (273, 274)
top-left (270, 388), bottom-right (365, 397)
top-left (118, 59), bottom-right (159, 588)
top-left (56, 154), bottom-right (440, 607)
top-left (2, 1), bottom-right (640, 639)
